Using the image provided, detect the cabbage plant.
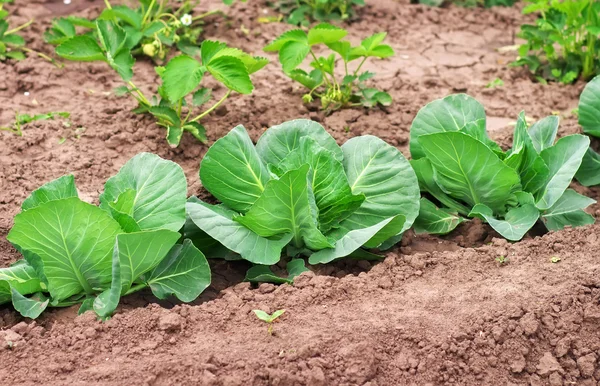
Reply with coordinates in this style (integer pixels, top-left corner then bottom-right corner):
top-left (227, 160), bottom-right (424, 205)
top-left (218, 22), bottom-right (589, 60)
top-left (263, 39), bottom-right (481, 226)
top-left (3, 153), bottom-right (210, 319)
top-left (576, 75), bottom-right (600, 186)
top-left (410, 94), bottom-right (595, 241)
top-left (186, 119), bottom-right (420, 271)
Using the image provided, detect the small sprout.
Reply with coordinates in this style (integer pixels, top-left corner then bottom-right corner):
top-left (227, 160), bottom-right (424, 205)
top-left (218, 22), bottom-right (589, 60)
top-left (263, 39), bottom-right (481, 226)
top-left (253, 309), bottom-right (285, 335)
top-left (485, 78), bottom-right (504, 89)
top-left (495, 255), bottom-right (508, 264)
top-left (180, 14), bottom-right (193, 27)
top-left (550, 256), bottom-right (561, 264)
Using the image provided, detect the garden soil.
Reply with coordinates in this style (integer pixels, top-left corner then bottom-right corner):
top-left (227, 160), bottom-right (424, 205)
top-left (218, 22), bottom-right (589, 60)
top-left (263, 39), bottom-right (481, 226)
top-left (1, 0), bottom-right (600, 385)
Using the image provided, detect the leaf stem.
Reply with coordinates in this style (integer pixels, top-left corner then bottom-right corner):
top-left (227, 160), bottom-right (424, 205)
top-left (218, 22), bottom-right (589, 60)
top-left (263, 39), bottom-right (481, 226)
top-left (128, 81), bottom-right (151, 106)
top-left (309, 49), bottom-right (331, 87)
top-left (192, 9), bottom-right (221, 21)
top-left (352, 57), bottom-right (367, 77)
top-left (104, 0), bottom-right (112, 10)
top-left (5, 19), bottom-right (33, 35)
top-left (125, 283), bottom-right (148, 296)
top-left (19, 47), bottom-right (63, 68)
top-left (142, 0), bottom-right (157, 25)
top-left (190, 90), bottom-right (231, 123)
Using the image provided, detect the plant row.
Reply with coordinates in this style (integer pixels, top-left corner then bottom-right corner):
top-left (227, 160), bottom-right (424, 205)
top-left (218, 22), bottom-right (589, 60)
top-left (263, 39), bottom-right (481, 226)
top-left (3, 90), bottom-right (597, 319)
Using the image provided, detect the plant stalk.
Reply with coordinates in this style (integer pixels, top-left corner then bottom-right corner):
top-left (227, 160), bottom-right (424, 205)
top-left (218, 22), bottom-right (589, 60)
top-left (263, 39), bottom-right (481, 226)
top-left (190, 90), bottom-right (231, 123)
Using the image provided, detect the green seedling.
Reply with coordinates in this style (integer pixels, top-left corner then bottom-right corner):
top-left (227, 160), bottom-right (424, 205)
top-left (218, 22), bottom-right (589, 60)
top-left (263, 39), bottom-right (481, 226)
top-left (55, 20), bottom-right (266, 146)
top-left (253, 309), bottom-right (286, 335)
top-left (410, 94), bottom-right (595, 241)
top-left (495, 255), bottom-right (508, 264)
top-left (485, 78), bottom-right (504, 89)
top-left (185, 119), bottom-right (420, 275)
top-left (265, 24), bottom-right (393, 113)
top-left (270, 0), bottom-right (364, 26)
top-left (513, 0), bottom-right (600, 83)
top-left (3, 153), bottom-right (211, 319)
top-left (45, 0), bottom-right (242, 60)
top-left (550, 256), bottom-right (561, 263)
top-left (1, 111), bottom-right (70, 136)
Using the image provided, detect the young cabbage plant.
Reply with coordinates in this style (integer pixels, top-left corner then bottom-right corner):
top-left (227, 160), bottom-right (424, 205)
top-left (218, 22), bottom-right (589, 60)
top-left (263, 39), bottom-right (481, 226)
top-left (513, 0), bottom-right (600, 84)
top-left (45, 0), bottom-right (241, 60)
top-left (410, 94), bottom-right (595, 241)
top-left (3, 153), bottom-right (211, 319)
top-left (185, 119), bottom-right (420, 281)
top-left (253, 309), bottom-right (285, 335)
top-left (264, 24), bottom-right (394, 112)
top-left (56, 20), bottom-right (267, 147)
top-left (270, 0), bottom-right (364, 26)
top-left (576, 75), bottom-right (600, 186)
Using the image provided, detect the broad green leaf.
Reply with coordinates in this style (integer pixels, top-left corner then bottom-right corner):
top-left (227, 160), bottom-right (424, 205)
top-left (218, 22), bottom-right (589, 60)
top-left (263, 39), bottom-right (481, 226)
top-left (56, 35), bottom-right (105, 61)
top-left (409, 94), bottom-right (487, 160)
top-left (161, 55), bottom-right (204, 103)
top-left (207, 55), bottom-right (253, 94)
top-left (21, 175), bottom-right (78, 211)
top-left (309, 217), bottom-right (398, 264)
top-left (277, 137), bottom-right (364, 232)
top-left (7, 197), bottom-right (122, 301)
top-left (105, 189), bottom-right (141, 232)
top-left (410, 158), bottom-right (471, 215)
top-left (579, 75), bottom-right (600, 137)
top-left (536, 134), bottom-right (590, 210)
top-left (307, 23), bottom-right (347, 45)
top-left (0, 261), bottom-right (43, 305)
top-left (528, 115), bottom-right (559, 153)
top-left (235, 165), bottom-right (332, 250)
top-left (200, 40), bottom-right (226, 64)
top-left (110, 50), bottom-right (135, 82)
top-left (351, 32), bottom-right (394, 58)
top-left (186, 200), bottom-right (292, 265)
top-left (469, 203), bottom-right (539, 241)
top-left (192, 88), bottom-right (211, 106)
top-left (279, 41), bottom-right (310, 73)
top-left (362, 215), bottom-right (406, 249)
top-left (576, 148), bottom-right (600, 186)
top-left (288, 69), bottom-right (323, 89)
top-left (166, 126), bottom-right (183, 147)
top-left (264, 29), bottom-right (307, 52)
top-left (413, 198), bottom-right (464, 235)
top-left (11, 290), bottom-right (49, 319)
top-left (419, 132), bottom-right (521, 214)
top-left (245, 258), bottom-right (308, 284)
top-left (326, 41), bottom-right (360, 62)
top-left (148, 106), bottom-right (181, 127)
top-left (96, 19), bottom-right (126, 57)
top-left (183, 122), bottom-right (207, 143)
top-left (541, 189), bottom-right (595, 230)
top-left (78, 298), bottom-right (94, 315)
top-left (183, 197), bottom-right (234, 259)
top-left (331, 136), bottom-right (418, 241)
top-left (146, 239), bottom-right (211, 302)
top-left (256, 119), bottom-right (343, 165)
top-left (100, 153), bottom-right (187, 232)
top-left (110, 6), bottom-right (143, 29)
top-left (200, 125), bottom-right (270, 213)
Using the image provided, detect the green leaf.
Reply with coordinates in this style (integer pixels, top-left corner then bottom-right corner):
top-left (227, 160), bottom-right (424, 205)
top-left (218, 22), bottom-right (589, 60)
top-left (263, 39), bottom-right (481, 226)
top-left (277, 136), bottom-right (365, 232)
top-left (192, 88), bottom-right (211, 106)
top-left (235, 164), bottom-right (332, 250)
top-left (307, 23), bottom-right (347, 45)
top-left (95, 19), bottom-right (126, 57)
top-left (536, 134), bottom-right (590, 210)
top-left (528, 115), bottom-right (559, 153)
top-left (148, 106), bottom-right (181, 127)
top-left (351, 32), bottom-right (394, 58)
top-left (410, 94), bottom-right (488, 160)
top-left (256, 119), bottom-right (343, 165)
top-left (106, 189), bottom-right (141, 233)
top-left (469, 203), bottom-right (539, 241)
top-left (207, 55), bottom-right (253, 94)
top-left (0, 261), bottom-right (43, 305)
top-left (309, 217), bottom-right (400, 264)
top-left (253, 309), bottom-right (273, 322)
top-left (576, 148), bottom-right (600, 186)
top-left (161, 55), bottom-right (204, 103)
top-left (56, 35), bottom-right (105, 61)
top-left (288, 69), bottom-right (323, 89)
top-left (245, 258), bottom-right (308, 284)
top-left (146, 239), bottom-right (211, 302)
top-left (413, 198), bottom-right (464, 235)
top-left (419, 132), bottom-right (521, 214)
top-left (541, 189), bottom-right (595, 231)
top-left (579, 75), bottom-right (600, 137)
top-left (166, 126), bottom-right (183, 147)
top-left (100, 153), bottom-right (187, 232)
top-left (264, 29), bottom-right (307, 52)
top-left (7, 197), bottom-right (122, 301)
top-left (279, 41), bottom-right (310, 73)
top-left (110, 5), bottom-right (143, 29)
top-left (183, 122), bottom-right (207, 143)
top-left (111, 50), bottom-right (135, 82)
top-left (200, 125), bottom-right (271, 213)
top-left (21, 175), bottom-right (78, 211)
top-left (11, 290), bottom-right (49, 319)
top-left (186, 200), bottom-right (292, 265)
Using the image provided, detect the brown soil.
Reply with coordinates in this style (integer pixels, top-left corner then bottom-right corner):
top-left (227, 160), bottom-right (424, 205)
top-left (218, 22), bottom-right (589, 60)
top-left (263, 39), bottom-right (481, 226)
top-left (1, 0), bottom-right (600, 385)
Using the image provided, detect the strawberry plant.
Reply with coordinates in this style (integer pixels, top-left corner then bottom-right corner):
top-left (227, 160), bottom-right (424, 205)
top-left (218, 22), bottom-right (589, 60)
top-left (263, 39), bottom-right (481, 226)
top-left (270, 0), bottom-right (364, 26)
top-left (55, 20), bottom-right (266, 147)
top-left (513, 0), bottom-right (600, 83)
top-left (184, 119), bottom-right (420, 282)
top-left (576, 75), bottom-right (600, 186)
top-left (264, 24), bottom-right (393, 112)
top-left (45, 0), bottom-right (241, 60)
top-left (410, 94), bottom-right (595, 241)
top-left (2, 153), bottom-right (211, 319)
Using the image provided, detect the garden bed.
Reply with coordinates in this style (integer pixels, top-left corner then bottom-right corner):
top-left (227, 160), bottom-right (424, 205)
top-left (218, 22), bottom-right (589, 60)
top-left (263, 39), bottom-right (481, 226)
top-left (1, 0), bottom-right (600, 384)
